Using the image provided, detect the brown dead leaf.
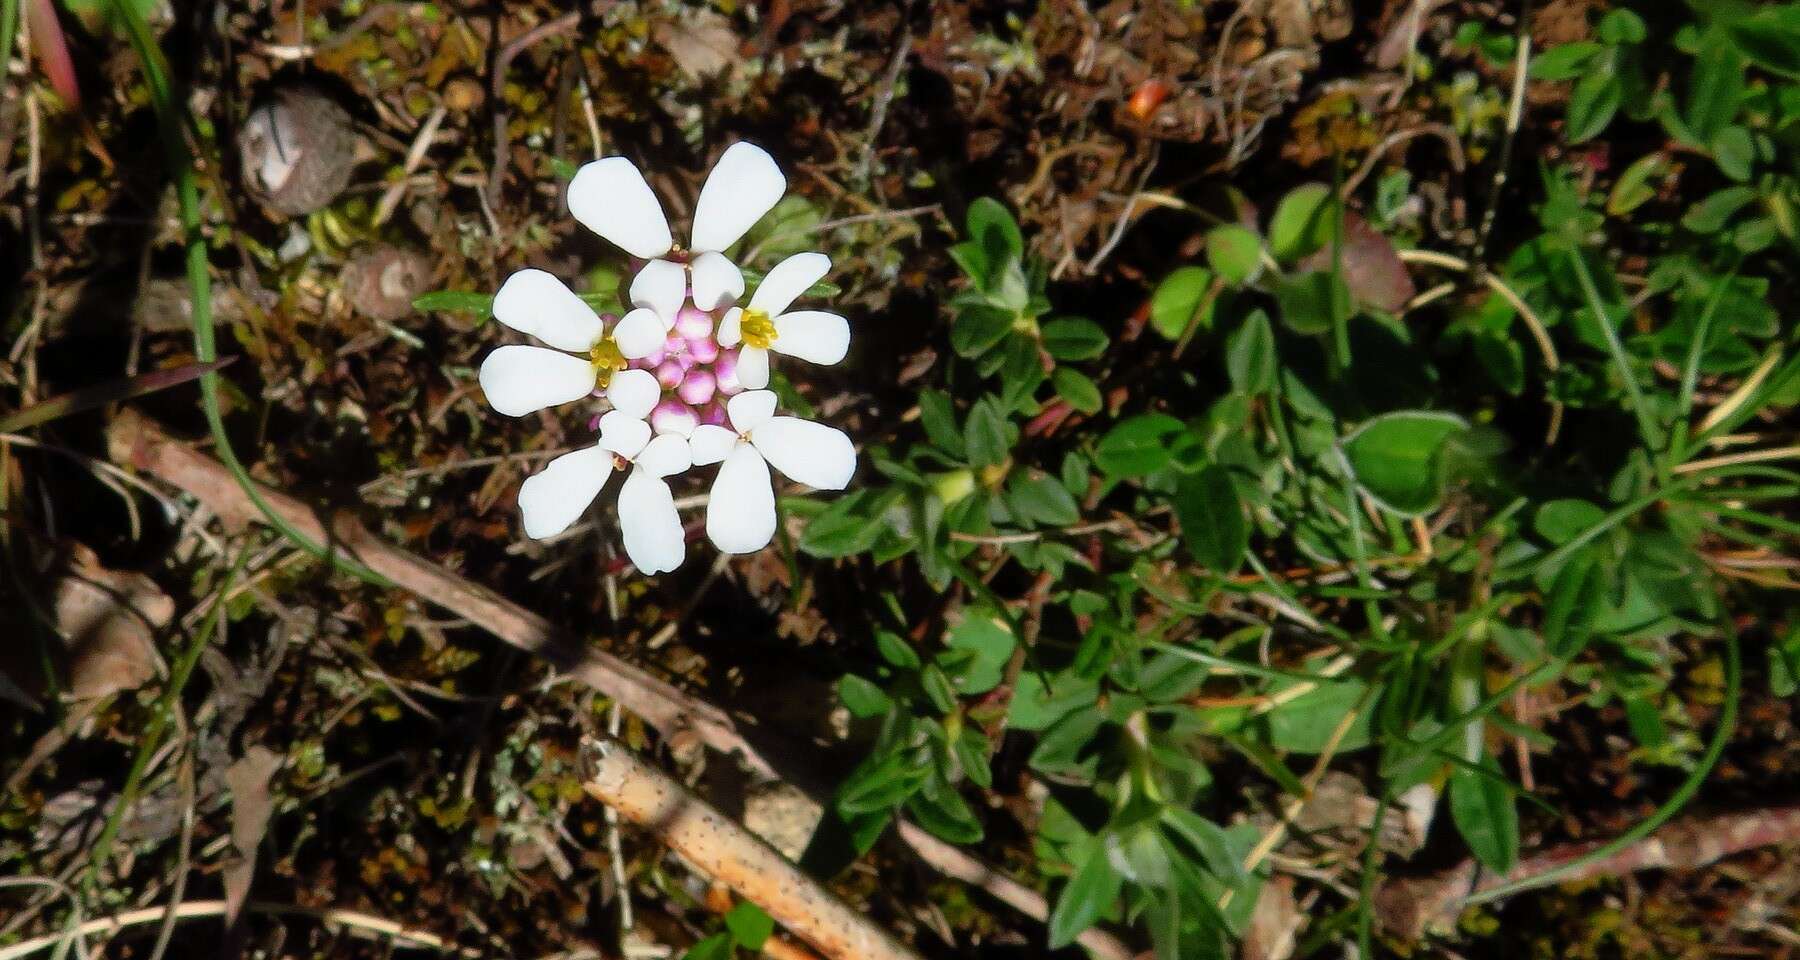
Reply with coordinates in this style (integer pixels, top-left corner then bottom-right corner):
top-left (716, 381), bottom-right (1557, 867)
top-left (0, 543), bottom-right (174, 707)
top-left (1297, 210), bottom-right (1416, 313)
top-left (1242, 875), bottom-right (1301, 960)
top-left (653, 8), bottom-right (743, 81)
top-left (223, 746), bottom-right (284, 925)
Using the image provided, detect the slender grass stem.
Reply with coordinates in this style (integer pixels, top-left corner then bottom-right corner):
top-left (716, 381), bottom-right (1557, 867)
top-left (1568, 248), bottom-right (1665, 456)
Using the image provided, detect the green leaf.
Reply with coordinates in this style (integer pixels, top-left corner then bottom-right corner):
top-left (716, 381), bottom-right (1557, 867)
top-left (1597, 9), bottom-right (1646, 45)
top-left (1095, 413), bottom-right (1184, 477)
top-left (953, 726), bottom-right (994, 790)
top-left (1206, 225), bottom-right (1264, 285)
top-left (942, 613), bottom-right (1016, 695)
top-left (964, 398), bottom-right (1011, 467)
top-left (1530, 41), bottom-right (1602, 81)
top-left (1565, 70), bottom-right (1622, 143)
top-left (1268, 183), bottom-right (1336, 262)
top-left (1606, 152), bottom-right (1668, 215)
top-left (680, 933), bottom-right (733, 960)
top-left (1267, 678), bottom-right (1374, 753)
top-left (1275, 271), bottom-right (1352, 336)
top-left (1031, 705), bottom-right (1106, 777)
top-left (1534, 499), bottom-right (1606, 545)
top-left (838, 674), bottom-right (893, 719)
top-left (837, 752), bottom-right (928, 815)
top-left (1712, 125), bottom-right (1754, 181)
top-left (412, 290), bottom-right (495, 316)
top-left (906, 776), bottom-right (983, 844)
top-left (951, 303), bottom-right (1014, 357)
top-left (1048, 843), bottom-right (1122, 949)
top-left (1226, 310), bottom-right (1278, 394)
top-left (967, 197), bottom-right (1024, 272)
top-left (1341, 410), bottom-right (1469, 516)
top-left (1042, 316), bottom-right (1110, 360)
top-left (723, 902), bottom-right (775, 950)
top-left (1150, 266), bottom-right (1218, 340)
top-left (1683, 186), bottom-right (1758, 233)
top-left (1174, 465), bottom-right (1248, 574)
top-left (800, 491), bottom-right (889, 557)
top-left (1450, 752), bottom-right (1521, 873)
top-left (1052, 367), bottom-right (1103, 414)
top-left (919, 389), bottom-right (966, 458)
top-left (1730, 9), bottom-right (1800, 77)
top-left (1685, 32), bottom-right (1745, 144)
top-left (875, 629), bottom-right (921, 670)
top-left (1009, 472), bottom-right (1081, 527)
top-left (1543, 547), bottom-right (1605, 657)
top-left (1009, 673), bottom-right (1098, 731)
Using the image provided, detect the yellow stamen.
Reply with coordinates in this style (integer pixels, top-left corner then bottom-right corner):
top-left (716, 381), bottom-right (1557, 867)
top-left (740, 308), bottom-right (778, 350)
top-left (589, 337), bottom-right (627, 387)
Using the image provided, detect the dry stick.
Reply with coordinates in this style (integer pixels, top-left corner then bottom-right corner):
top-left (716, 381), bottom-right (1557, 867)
top-left (105, 409), bottom-right (1134, 960)
top-left (581, 736), bottom-right (922, 960)
top-left (1375, 804), bottom-right (1800, 940)
top-left (0, 899), bottom-right (478, 960)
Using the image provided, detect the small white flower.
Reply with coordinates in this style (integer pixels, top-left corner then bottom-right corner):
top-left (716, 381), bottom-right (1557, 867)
top-left (478, 269), bottom-right (640, 417)
top-left (689, 390), bottom-right (856, 554)
top-left (568, 142), bottom-right (785, 347)
top-left (716, 252), bottom-right (850, 389)
top-left (515, 368), bottom-right (694, 573)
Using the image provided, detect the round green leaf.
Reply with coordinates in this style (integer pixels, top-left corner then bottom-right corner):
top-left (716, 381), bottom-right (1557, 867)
top-left (1268, 183), bottom-right (1336, 262)
top-left (1205, 225), bottom-right (1264, 285)
top-left (1341, 410), bottom-right (1469, 515)
top-left (1149, 266), bottom-right (1217, 340)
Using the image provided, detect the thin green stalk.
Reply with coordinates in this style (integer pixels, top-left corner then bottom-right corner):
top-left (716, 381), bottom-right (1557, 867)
top-left (1464, 608), bottom-right (1740, 906)
top-left (85, 550), bottom-right (245, 891)
top-left (0, 0), bottom-right (19, 84)
top-left (1568, 248), bottom-right (1665, 456)
top-left (106, 0), bottom-right (389, 587)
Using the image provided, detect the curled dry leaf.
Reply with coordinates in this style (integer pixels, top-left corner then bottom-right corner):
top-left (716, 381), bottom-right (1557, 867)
top-left (239, 87), bottom-right (360, 216)
top-left (1296, 210), bottom-right (1416, 313)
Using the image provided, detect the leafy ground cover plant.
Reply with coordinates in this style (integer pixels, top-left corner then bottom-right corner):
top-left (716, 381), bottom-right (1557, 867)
top-left (2, 2), bottom-right (1798, 960)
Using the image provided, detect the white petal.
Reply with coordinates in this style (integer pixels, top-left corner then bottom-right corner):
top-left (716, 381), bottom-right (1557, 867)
top-left (605, 368), bottom-right (661, 420)
top-left (597, 410), bottom-right (651, 460)
top-left (751, 417), bottom-right (856, 490)
top-left (479, 345), bottom-right (596, 417)
top-left (690, 251), bottom-right (745, 311)
top-left (726, 390), bottom-right (777, 434)
top-left (492, 269), bottom-right (603, 352)
top-left (635, 433), bottom-right (693, 478)
top-left (567, 157), bottom-right (673, 259)
top-left (630, 258), bottom-right (687, 327)
top-left (688, 424), bottom-right (737, 466)
top-left (706, 444), bottom-right (776, 554)
top-left (617, 469), bottom-right (685, 574)
top-left (716, 306), bottom-right (744, 348)
top-left (737, 345), bottom-right (770, 390)
top-left (690, 142), bottom-right (785, 253)
top-left (748, 252), bottom-right (830, 317)
top-left (771, 311), bottom-right (850, 365)
top-left (612, 308), bottom-right (668, 360)
top-left (518, 446), bottom-right (613, 539)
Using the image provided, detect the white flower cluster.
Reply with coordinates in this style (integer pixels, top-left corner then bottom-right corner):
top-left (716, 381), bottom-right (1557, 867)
top-left (477, 143), bottom-right (854, 574)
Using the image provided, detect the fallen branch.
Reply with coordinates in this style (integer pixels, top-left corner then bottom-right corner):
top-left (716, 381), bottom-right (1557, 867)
top-left (581, 736), bottom-right (921, 960)
top-left (1375, 804), bottom-right (1800, 940)
top-left (104, 409), bottom-right (1135, 960)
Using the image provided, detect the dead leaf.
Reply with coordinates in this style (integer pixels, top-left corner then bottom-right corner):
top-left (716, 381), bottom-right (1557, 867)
top-left (223, 746), bottom-right (284, 925)
top-left (0, 543), bottom-right (174, 706)
top-left (1242, 875), bottom-right (1301, 960)
top-left (1297, 210), bottom-right (1416, 313)
top-left (653, 8), bottom-right (742, 81)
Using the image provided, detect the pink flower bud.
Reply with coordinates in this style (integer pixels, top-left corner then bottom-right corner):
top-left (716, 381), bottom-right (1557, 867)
top-left (687, 334), bottom-right (720, 363)
top-left (714, 348), bottom-right (741, 395)
top-left (674, 304), bottom-right (714, 340)
top-left (655, 358), bottom-right (689, 389)
top-left (676, 369), bottom-right (716, 406)
top-left (650, 398), bottom-right (698, 437)
top-left (698, 401), bottom-right (728, 427)
top-left (663, 331), bottom-right (688, 356)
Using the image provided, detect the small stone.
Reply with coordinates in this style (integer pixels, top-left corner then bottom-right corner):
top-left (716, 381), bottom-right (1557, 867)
top-left (238, 87), bottom-right (359, 216)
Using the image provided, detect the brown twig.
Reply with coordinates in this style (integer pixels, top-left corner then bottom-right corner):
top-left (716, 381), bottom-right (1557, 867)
top-left (1375, 804), bottom-right (1800, 940)
top-left (104, 409), bottom-right (1135, 960)
top-left (580, 737), bottom-right (922, 960)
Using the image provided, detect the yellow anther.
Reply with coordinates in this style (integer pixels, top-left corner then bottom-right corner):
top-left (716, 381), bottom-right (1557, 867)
top-left (589, 337), bottom-right (627, 387)
top-left (740, 308), bottom-right (778, 350)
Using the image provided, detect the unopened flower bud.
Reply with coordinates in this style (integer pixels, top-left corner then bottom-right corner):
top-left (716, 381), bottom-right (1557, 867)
top-left (677, 369), bottom-right (717, 406)
top-left (650, 398), bottom-right (698, 437)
